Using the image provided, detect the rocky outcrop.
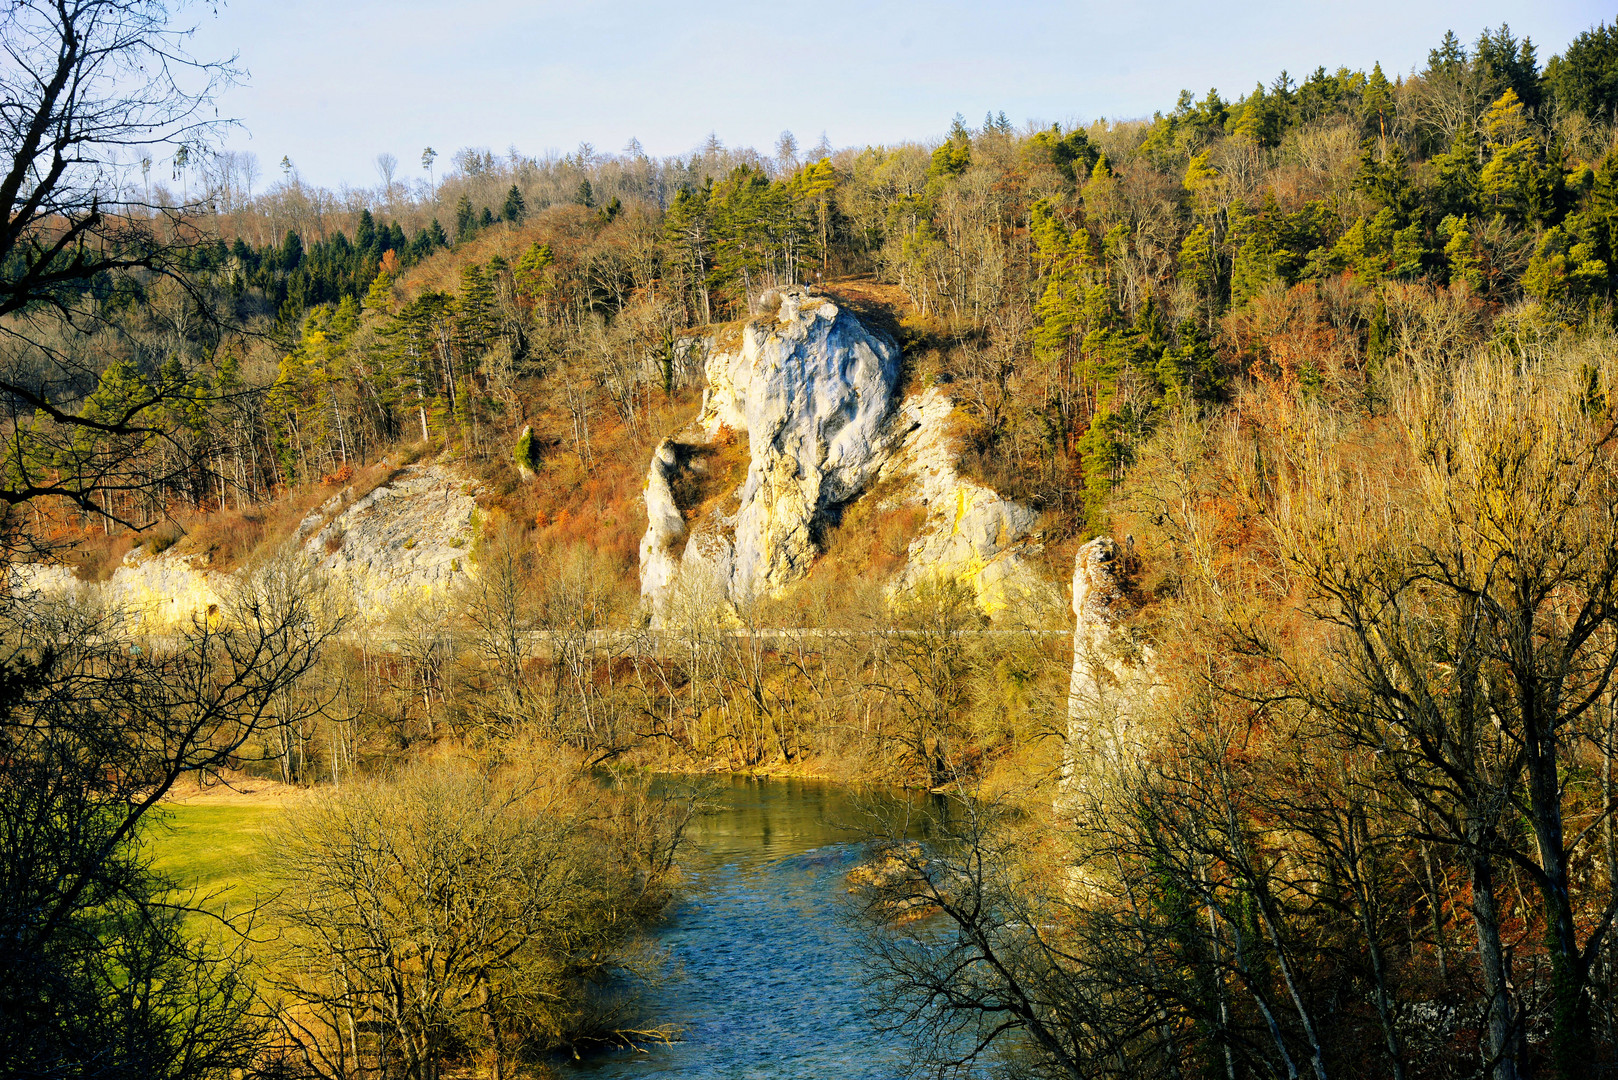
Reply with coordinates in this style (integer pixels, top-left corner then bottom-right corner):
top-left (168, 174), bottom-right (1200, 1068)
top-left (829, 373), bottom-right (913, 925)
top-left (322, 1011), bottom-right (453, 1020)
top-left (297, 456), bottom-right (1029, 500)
top-left (304, 463), bottom-right (480, 622)
top-left (640, 286), bottom-right (901, 610)
top-left (639, 440), bottom-right (688, 605)
top-left (639, 287), bottom-right (1043, 617)
top-left (8, 549), bottom-right (230, 631)
top-left (1062, 537), bottom-right (1155, 797)
top-left (10, 463), bottom-right (481, 629)
top-left (880, 389), bottom-right (1040, 611)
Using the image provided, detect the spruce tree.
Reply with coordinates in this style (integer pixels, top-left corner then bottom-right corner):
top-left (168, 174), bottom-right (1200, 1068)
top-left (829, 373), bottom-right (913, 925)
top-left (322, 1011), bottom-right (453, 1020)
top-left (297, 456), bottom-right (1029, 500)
top-left (502, 185), bottom-right (527, 223)
top-left (356, 209), bottom-right (377, 253)
top-left (280, 229), bottom-right (304, 272)
top-left (1547, 20), bottom-right (1618, 121)
top-left (1360, 62), bottom-right (1394, 138)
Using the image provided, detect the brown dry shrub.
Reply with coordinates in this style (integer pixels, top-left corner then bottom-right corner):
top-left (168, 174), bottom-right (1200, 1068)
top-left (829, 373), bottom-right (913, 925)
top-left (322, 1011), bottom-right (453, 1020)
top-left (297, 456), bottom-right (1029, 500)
top-left (65, 530), bottom-right (139, 582)
top-left (809, 480), bottom-right (930, 588)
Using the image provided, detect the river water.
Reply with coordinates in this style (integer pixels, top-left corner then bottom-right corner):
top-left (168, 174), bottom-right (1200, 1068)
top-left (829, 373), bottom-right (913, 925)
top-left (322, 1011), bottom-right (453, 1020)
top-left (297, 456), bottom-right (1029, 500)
top-left (563, 775), bottom-right (919, 1079)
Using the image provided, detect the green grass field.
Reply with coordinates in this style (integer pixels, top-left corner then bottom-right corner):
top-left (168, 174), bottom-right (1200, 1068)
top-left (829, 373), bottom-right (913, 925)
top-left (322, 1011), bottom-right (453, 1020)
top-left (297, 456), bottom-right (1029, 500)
top-left (145, 802), bottom-right (286, 918)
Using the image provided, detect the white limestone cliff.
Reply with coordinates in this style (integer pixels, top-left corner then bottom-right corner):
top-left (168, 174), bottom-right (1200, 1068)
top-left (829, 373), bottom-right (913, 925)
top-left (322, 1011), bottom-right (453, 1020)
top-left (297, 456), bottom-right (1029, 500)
top-left (639, 287), bottom-right (1043, 617)
top-left (639, 440), bottom-right (688, 605)
top-left (7, 551), bottom-right (228, 629)
top-left (1061, 536), bottom-right (1156, 799)
top-left (9, 462), bottom-right (481, 629)
top-left (880, 388), bottom-right (1040, 611)
top-left (640, 286), bottom-right (902, 610)
top-left (698, 287), bottom-right (902, 598)
top-left (304, 463), bottom-right (481, 621)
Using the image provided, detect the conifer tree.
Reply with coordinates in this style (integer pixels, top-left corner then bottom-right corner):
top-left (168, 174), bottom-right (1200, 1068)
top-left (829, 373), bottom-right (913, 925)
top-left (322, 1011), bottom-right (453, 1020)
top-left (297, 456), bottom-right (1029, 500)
top-left (502, 185), bottom-right (527, 223)
top-left (514, 242), bottom-right (554, 302)
top-left (356, 209), bottom-right (377, 253)
top-left (1360, 62), bottom-right (1394, 137)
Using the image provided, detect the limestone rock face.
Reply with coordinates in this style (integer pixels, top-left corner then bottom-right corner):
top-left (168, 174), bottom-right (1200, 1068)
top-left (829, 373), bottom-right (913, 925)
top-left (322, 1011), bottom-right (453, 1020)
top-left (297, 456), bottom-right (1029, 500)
top-left (703, 288), bottom-right (901, 597)
top-left (11, 462), bottom-right (481, 628)
top-left (640, 286), bottom-right (901, 608)
top-left (881, 388), bottom-right (1040, 610)
top-left (7, 550), bottom-right (228, 632)
top-left (639, 440), bottom-right (688, 604)
top-left (107, 549), bottom-right (231, 626)
top-left (304, 463), bottom-right (480, 621)
top-left (639, 290), bottom-right (1045, 617)
top-left (1062, 537), bottom-right (1155, 796)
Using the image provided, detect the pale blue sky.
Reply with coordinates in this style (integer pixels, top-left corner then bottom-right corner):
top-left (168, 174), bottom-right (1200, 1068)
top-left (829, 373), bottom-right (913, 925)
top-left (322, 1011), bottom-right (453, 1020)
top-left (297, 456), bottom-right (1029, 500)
top-left (189, 0), bottom-right (1609, 190)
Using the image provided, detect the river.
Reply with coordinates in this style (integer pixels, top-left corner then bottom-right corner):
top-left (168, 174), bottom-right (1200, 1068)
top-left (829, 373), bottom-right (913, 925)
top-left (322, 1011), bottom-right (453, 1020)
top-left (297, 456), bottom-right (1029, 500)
top-left (563, 775), bottom-right (921, 1079)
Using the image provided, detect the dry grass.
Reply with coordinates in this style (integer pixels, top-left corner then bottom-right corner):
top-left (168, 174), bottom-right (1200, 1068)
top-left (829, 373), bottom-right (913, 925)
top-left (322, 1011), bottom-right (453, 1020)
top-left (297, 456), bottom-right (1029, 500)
top-left (482, 388), bottom-right (705, 596)
top-left (668, 427), bottom-right (751, 525)
top-left (64, 529), bottom-right (141, 581)
top-left (801, 477), bottom-right (930, 591)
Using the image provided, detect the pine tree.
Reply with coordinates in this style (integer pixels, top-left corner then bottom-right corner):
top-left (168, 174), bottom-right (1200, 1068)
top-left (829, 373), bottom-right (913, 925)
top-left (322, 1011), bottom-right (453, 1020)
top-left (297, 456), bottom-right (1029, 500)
top-left (665, 185), bottom-right (713, 322)
top-left (453, 263), bottom-right (498, 357)
top-left (1360, 62), bottom-right (1394, 138)
top-left (514, 242), bottom-right (554, 302)
top-left (356, 210), bottom-right (377, 253)
top-left (502, 185), bottom-right (527, 223)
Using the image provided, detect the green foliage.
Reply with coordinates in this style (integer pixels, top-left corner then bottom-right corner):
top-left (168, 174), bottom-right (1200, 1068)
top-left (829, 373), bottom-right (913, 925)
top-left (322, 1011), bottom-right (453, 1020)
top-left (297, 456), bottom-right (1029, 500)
top-left (1547, 20), bottom-right (1618, 121)
top-left (1360, 62), bottom-right (1394, 136)
top-left (1524, 224), bottom-right (1610, 306)
top-left (1030, 125), bottom-right (1099, 183)
top-left (514, 240), bottom-right (554, 301)
top-left (1440, 215), bottom-right (1483, 289)
top-left (1326, 207), bottom-right (1428, 282)
top-left (513, 424), bottom-right (538, 472)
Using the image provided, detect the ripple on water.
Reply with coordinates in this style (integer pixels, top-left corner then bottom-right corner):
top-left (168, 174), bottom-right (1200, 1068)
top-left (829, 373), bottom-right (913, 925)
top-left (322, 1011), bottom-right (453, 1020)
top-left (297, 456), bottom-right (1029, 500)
top-left (563, 777), bottom-right (914, 1079)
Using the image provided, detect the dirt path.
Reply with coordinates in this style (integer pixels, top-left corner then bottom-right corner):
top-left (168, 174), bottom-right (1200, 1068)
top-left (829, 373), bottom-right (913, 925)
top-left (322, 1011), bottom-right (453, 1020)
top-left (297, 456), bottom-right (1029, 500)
top-left (164, 768), bottom-right (300, 806)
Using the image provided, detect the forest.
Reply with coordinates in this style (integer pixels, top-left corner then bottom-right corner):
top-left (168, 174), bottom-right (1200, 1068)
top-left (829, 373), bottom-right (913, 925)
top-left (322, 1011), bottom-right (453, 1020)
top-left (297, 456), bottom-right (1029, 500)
top-left (7, 1), bottom-right (1618, 1078)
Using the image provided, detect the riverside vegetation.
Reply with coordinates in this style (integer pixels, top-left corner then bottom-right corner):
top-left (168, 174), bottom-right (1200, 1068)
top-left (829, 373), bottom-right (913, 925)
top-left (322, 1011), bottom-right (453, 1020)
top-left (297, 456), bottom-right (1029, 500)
top-left (7, 1), bottom-right (1618, 1077)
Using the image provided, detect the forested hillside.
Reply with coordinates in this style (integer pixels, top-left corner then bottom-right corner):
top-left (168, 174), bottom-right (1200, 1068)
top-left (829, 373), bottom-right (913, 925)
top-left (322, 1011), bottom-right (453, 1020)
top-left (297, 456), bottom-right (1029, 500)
top-left (18, 22), bottom-right (1618, 554)
top-left (11, 8), bottom-right (1618, 1080)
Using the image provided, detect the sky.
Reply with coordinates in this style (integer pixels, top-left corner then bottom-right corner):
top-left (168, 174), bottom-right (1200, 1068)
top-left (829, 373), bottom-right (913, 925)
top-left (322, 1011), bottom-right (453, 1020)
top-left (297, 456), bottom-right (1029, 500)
top-left (186, 0), bottom-right (1610, 192)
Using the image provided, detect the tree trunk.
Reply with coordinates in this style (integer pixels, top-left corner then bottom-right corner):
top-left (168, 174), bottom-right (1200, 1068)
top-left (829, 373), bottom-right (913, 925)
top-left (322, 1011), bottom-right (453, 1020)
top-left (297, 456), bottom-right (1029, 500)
top-left (1468, 846), bottom-right (1519, 1080)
